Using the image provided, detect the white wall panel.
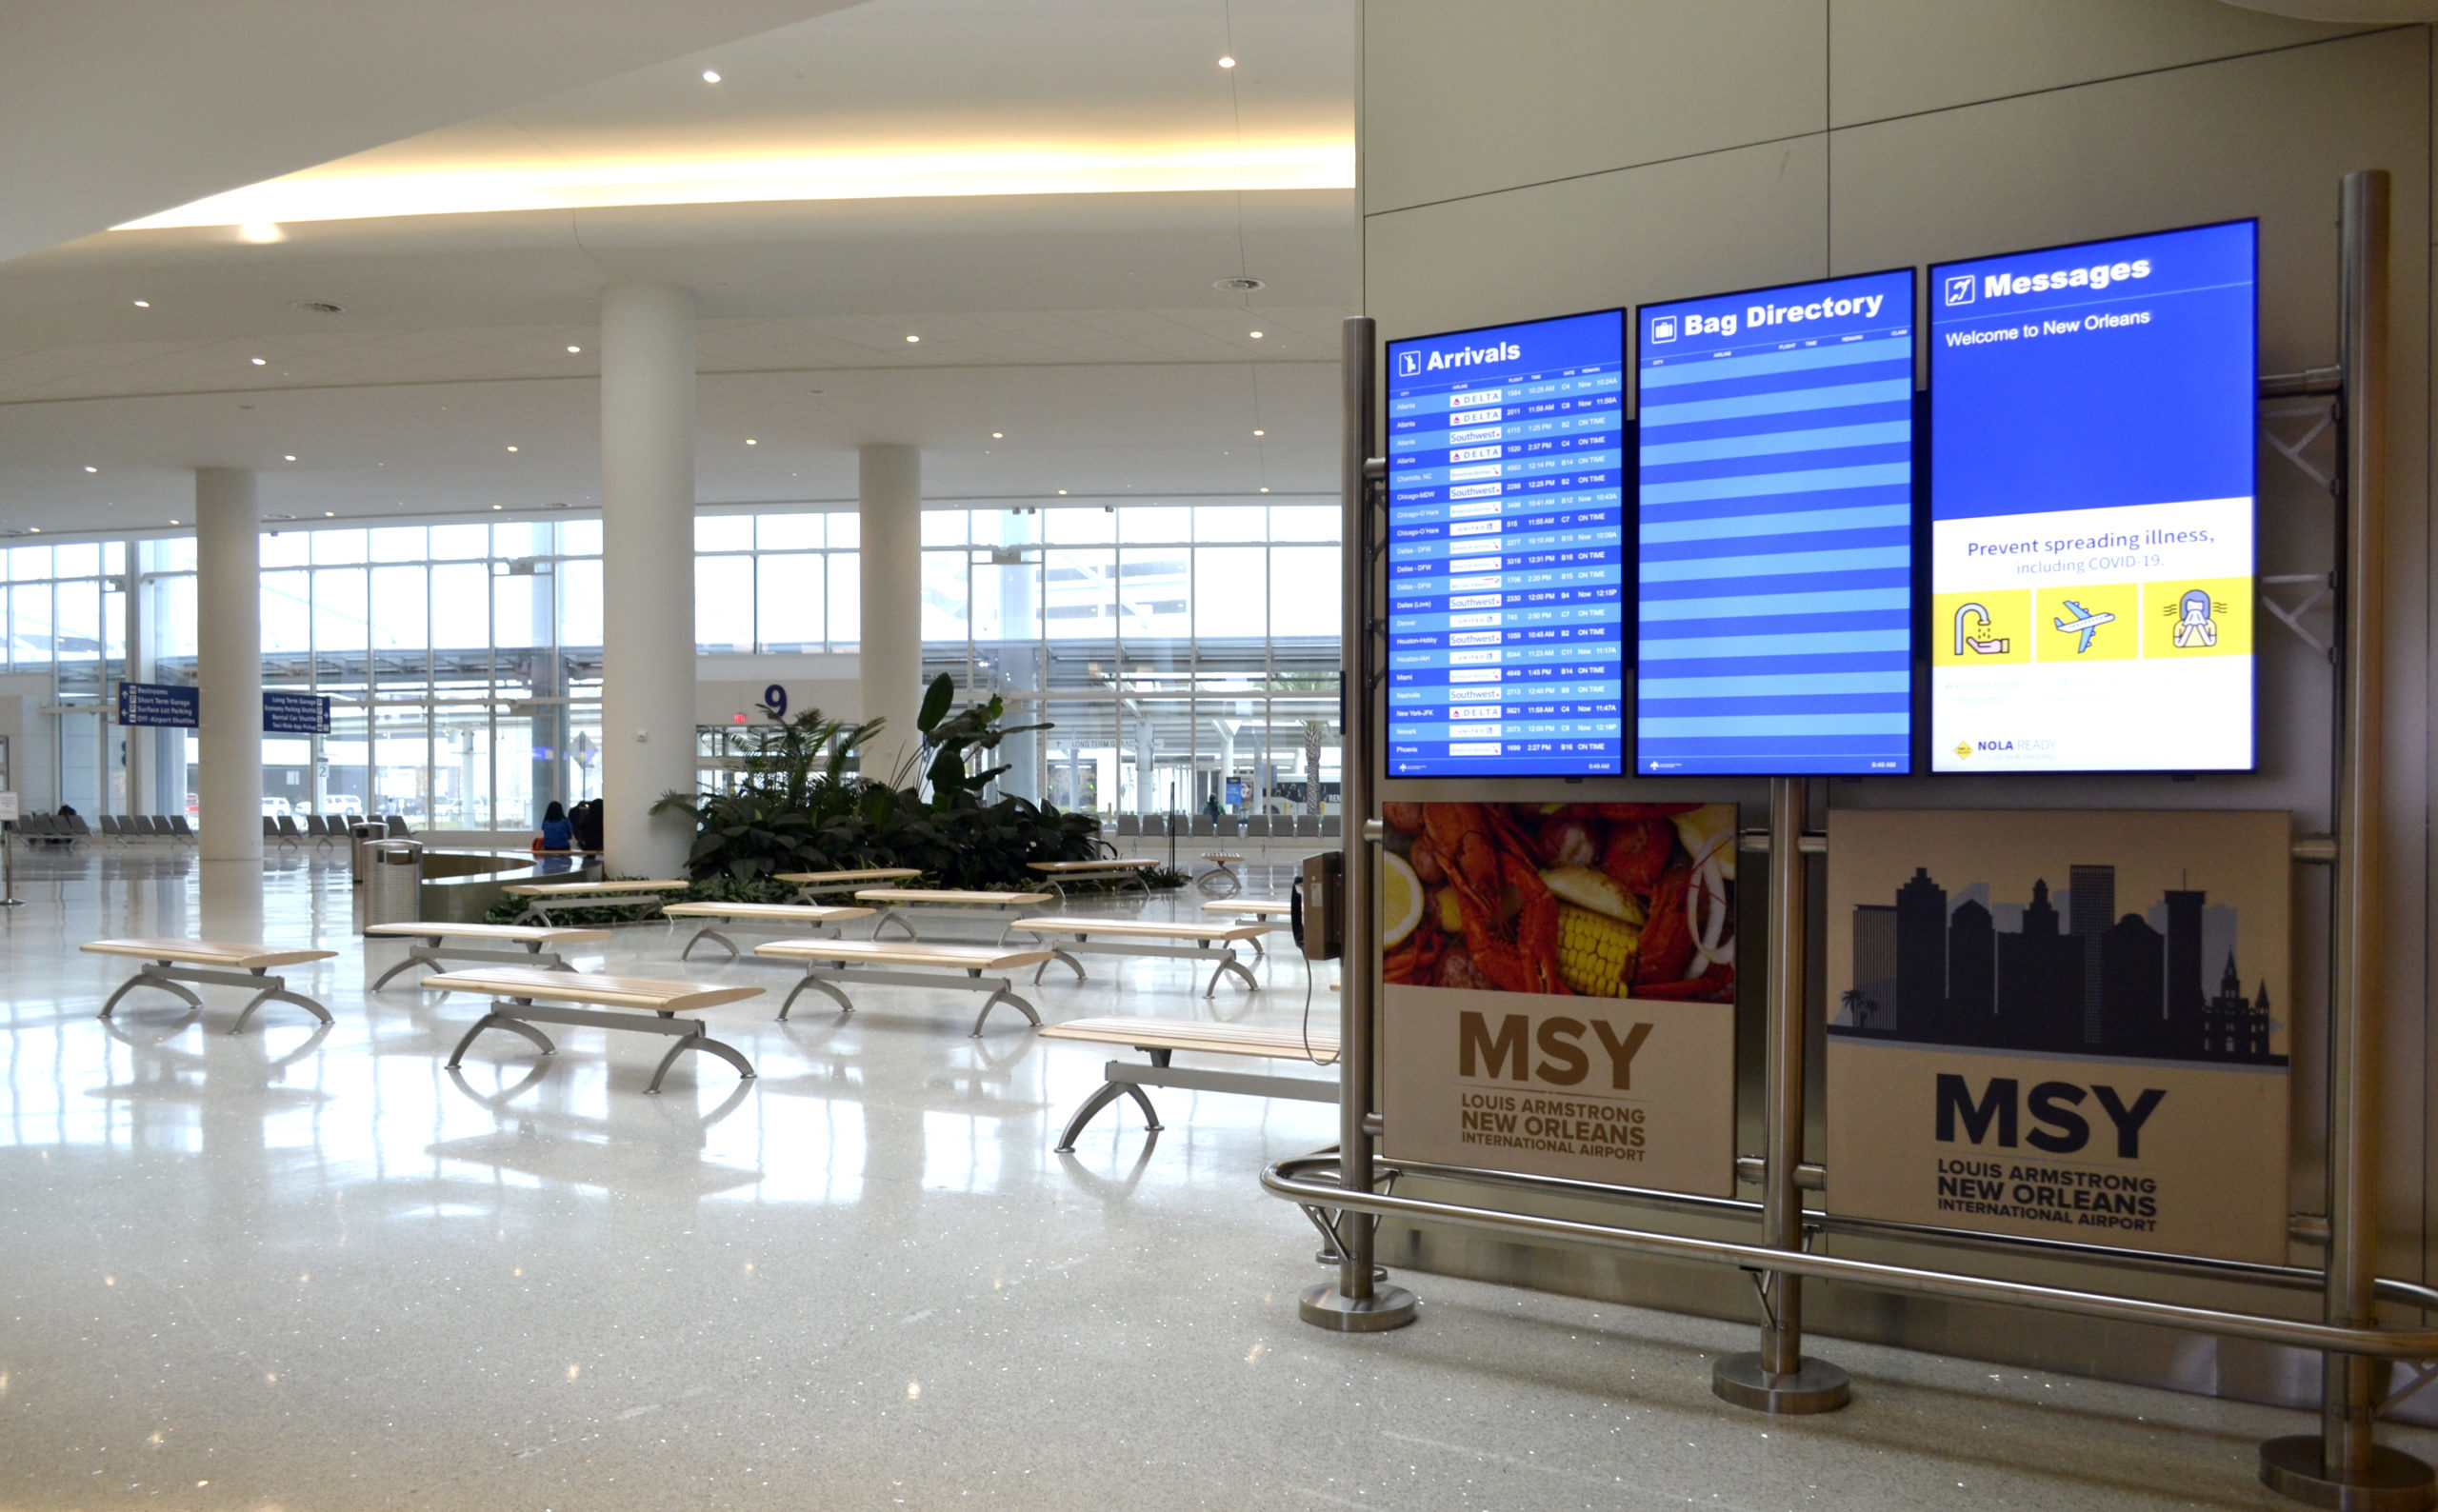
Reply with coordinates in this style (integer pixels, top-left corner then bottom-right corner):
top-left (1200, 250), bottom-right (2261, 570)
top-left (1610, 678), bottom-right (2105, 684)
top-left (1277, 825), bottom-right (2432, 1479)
top-left (1361, 0), bottom-right (1825, 216)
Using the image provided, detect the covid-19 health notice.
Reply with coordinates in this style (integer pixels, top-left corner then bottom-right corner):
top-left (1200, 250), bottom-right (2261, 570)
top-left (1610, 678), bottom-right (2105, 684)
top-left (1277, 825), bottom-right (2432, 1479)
top-left (1386, 310), bottom-right (1625, 778)
top-left (1929, 220), bottom-right (2257, 773)
top-left (1634, 269), bottom-right (1915, 775)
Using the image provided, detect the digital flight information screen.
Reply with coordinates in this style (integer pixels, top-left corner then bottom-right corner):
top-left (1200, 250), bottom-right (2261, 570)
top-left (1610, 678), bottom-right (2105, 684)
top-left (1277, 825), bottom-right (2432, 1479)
top-left (1385, 309), bottom-right (1626, 779)
top-left (1633, 269), bottom-right (1916, 775)
top-left (1929, 221), bottom-right (2256, 772)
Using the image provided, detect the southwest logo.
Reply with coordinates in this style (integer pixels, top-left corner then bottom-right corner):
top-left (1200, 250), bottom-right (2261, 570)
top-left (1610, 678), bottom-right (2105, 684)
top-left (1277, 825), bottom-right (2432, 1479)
top-left (1649, 316), bottom-right (1677, 345)
top-left (1943, 273), bottom-right (1976, 308)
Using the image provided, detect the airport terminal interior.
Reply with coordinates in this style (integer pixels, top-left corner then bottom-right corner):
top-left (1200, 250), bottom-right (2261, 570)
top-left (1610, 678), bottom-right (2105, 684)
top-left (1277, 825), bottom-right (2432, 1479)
top-left (9, 3), bottom-right (2438, 1507)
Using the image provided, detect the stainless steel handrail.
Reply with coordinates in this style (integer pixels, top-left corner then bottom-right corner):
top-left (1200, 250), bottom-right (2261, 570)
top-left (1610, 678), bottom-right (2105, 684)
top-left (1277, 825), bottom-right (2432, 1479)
top-left (1266, 1152), bottom-right (2438, 1359)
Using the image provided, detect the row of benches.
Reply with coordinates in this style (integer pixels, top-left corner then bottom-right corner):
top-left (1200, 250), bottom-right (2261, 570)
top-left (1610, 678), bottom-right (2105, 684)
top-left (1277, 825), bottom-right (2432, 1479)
top-left (82, 890), bottom-right (1328, 1138)
top-left (1111, 812), bottom-right (1341, 840)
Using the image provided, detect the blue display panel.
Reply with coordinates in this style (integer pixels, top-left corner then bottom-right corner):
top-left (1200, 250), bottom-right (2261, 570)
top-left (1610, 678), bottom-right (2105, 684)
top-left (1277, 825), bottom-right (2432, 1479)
top-left (1385, 310), bottom-right (1626, 778)
top-left (1633, 269), bottom-right (1916, 775)
top-left (1928, 221), bottom-right (2256, 773)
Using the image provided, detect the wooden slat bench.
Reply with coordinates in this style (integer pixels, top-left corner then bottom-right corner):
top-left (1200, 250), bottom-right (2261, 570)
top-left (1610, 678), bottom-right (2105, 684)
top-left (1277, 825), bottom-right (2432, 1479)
top-left (661, 902), bottom-right (874, 961)
top-left (1010, 916), bottom-right (1269, 997)
top-left (1199, 897), bottom-right (1292, 958)
top-left (851, 886), bottom-right (1057, 945)
top-left (83, 938), bottom-right (338, 1033)
top-left (502, 878), bottom-right (693, 925)
top-left (773, 867), bottom-right (924, 905)
top-left (1196, 852), bottom-right (1246, 897)
top-left (365, 922), bottom-right (610, 989)
top-left (426, 967), bottom-right (763, 1093)
top-left (753, 939), bottom-right (1055, 1037)
top-left (1040, 1016), bottom-right (1340, 1150)
top-left (1025, 857), bottom-right (1160, 904)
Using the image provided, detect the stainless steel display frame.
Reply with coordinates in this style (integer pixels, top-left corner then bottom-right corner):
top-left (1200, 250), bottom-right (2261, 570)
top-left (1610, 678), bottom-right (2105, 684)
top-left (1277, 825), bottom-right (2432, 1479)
top-left (1272, 169), bottom-right (2434, 1509)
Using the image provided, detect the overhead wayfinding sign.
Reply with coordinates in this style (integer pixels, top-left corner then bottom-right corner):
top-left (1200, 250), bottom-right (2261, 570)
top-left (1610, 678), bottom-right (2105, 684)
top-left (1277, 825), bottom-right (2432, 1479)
top-left (1929, 220), bottom-right (2257, 772)
top-left (1385, 309), bottom-right (1625, 778)
top-left (1634, 269), bottom-right (1916, 776)
top-left (117, 681), bottom-right (200, 727)
top-left (263, 690), bottom-right (332, 736)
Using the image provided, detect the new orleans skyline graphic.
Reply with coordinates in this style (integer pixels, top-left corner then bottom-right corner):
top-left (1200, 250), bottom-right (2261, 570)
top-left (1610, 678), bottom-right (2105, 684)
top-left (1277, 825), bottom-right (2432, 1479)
top-left (1831, 861), bottom-right (2284, 1065)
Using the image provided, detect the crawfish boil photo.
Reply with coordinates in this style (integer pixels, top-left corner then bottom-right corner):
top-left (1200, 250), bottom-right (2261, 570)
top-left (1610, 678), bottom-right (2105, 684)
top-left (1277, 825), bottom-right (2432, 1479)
top-left (1379, 802), bottom-right (1737, 1002)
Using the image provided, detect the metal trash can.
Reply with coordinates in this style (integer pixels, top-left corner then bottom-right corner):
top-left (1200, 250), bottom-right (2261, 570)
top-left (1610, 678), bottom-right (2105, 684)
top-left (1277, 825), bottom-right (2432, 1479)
top-left (356, 837), bottom-right (422, 932)
top-left (348, 822), bottom-right (390, 933)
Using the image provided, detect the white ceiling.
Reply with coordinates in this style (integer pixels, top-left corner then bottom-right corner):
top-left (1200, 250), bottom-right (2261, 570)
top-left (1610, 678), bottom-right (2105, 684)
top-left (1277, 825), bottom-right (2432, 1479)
top-left (0, 0), bottom-right (1357, 536)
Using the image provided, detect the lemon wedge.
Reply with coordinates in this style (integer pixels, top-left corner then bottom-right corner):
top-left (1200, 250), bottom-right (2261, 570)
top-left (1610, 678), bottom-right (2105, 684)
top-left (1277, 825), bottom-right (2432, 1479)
top-left (1382, 851), bottom-right (1425, 947)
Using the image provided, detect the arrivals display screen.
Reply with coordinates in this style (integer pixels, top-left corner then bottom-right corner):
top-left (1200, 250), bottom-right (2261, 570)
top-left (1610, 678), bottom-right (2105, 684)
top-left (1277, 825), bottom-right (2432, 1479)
top-left (1633, 269), bottom-right (1916, 775)
top-left (1385, 309), bottom-right (1625, 778)
top-left (1928, 220), bottom-right (2256, 772)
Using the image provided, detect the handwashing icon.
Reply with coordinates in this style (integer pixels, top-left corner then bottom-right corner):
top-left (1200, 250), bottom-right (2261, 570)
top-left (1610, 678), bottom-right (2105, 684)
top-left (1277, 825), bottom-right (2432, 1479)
top-left (1953, 603), bottom-right (2009, 655)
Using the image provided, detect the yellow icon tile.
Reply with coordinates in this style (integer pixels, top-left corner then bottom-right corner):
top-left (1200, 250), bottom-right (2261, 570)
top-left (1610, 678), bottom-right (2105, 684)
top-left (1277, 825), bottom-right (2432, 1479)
top-left (2144, 576), bottom-right (2250, 658)
top-left (1933, 589), bottom-right (2029, 666)
top-left (2034, 582), bottom-right (2138, 662)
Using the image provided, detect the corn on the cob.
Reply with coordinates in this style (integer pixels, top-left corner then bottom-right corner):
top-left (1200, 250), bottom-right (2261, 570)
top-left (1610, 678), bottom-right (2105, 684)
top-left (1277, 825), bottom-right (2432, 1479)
top-left (1555, 903), bottom-right (1638, 997)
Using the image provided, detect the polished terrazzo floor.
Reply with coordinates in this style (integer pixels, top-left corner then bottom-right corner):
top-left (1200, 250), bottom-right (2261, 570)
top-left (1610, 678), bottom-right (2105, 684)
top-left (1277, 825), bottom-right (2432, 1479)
top-left (0, 845), bottom-right (2425, 1510)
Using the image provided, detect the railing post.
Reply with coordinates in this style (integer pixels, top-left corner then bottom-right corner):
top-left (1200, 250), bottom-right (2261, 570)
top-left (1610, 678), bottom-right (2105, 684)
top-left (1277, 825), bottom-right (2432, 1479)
top-left (1712, 777), bottom-right (1849, 1412)
top-left (2259, 169), bottom-right (2433, 1511)
top-left (1300, 314), bottom-right (1416, 1332)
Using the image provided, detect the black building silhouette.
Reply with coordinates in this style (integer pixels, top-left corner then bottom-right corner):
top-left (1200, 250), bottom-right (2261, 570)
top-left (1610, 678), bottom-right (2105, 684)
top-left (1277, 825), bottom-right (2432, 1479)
top-left (1837, 865), bottom-right (2284, 1065)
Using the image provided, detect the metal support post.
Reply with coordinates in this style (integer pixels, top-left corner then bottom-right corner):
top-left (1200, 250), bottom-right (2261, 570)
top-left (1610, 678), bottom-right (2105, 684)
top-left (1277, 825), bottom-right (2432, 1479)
top-left (2260, 169), bottom-right (2433, 1511)
top-left (1713, 778), bottom-right (1850, 1412)
top-left (1300, 313), bottom-right (1416, 1332)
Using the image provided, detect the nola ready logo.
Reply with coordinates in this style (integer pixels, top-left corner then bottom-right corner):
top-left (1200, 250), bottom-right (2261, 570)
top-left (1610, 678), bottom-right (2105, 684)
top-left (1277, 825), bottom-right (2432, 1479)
top-left (1943, 272), bottom-right (1977, 308)
top-left (1649, 315), bottom-right (1677, 345)
top-left (1396, 349), bottom-right (1423, 378)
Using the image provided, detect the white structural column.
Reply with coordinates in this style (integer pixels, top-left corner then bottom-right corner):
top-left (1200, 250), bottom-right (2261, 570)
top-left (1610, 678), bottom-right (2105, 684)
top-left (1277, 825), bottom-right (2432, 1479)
top-left (858, 443), bottom-right (923, 777)
top-left (195, 468), bottom-right (261, 865)
top-left (600, 281), bottom-right (699, 876)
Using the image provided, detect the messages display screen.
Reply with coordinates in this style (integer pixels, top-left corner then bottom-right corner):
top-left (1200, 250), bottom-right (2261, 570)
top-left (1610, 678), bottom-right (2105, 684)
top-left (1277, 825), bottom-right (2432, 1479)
top-left (1386, 310), bottom-right (1625, 778)
top-left (1633, 269), bottom-right (1916, 775)
top-left (1929, 221), bottom-right (2256, 772)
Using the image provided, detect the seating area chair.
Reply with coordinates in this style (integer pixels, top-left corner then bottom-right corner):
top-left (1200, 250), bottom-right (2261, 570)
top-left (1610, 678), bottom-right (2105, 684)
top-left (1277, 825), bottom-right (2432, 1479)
top-left (1294, 814), bottom-right (1320, 839)
top-left (1214, 815), bottom-right (1240, 838)
top-left (385, 814), bottom-right (410, 839)
top-left (99, 815), bottom-right (123, 840)
top-left (169, 816), bottom-right (196, 844)
top-left (1319, 815), bottom-right (1342, 838)
top-left (1189, 814), bottom-right (1216, 838)
top-left (1114, 814), bottom-right (1140, 837)
top-left (1243, 815), bottom-right (1271, 839)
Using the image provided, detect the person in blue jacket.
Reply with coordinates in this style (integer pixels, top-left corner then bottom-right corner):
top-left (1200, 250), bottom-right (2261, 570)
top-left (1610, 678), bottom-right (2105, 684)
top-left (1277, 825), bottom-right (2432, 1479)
top-left (538, 800), bottom-right (574, 852)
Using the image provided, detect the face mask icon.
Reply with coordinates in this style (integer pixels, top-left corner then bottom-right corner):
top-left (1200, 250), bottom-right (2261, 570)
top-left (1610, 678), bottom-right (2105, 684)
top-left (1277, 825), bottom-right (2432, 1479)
top-left (2171, 588), bottom-right (2219, 648)
top-left (1943, 273), bottom-right (1976, 307)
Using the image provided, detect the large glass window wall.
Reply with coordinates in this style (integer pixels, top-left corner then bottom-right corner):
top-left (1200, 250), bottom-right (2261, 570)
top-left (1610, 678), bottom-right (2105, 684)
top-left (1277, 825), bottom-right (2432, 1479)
top-left (6, 497), bottom-right (1338, 826)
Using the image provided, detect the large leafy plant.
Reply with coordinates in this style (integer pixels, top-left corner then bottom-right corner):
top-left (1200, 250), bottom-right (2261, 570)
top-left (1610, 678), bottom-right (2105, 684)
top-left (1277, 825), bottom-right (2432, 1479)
top-left (651, 675), bottom-right (1107, 888)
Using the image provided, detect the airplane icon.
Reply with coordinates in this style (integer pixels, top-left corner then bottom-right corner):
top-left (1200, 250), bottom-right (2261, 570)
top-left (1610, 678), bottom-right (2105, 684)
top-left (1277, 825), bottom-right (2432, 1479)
top-left (2052, 599), bottom-right (2116, 653)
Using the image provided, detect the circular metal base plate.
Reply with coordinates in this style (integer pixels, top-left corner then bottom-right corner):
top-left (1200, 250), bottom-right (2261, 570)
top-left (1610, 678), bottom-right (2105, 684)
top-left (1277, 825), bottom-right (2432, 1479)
top-left (2260, 1437), bottom-right (2436, 1510)
top-left (1298, 1281), bottom-right (1419, 1332)
top-left (1710, 1352), bottom-right (1852, 1415)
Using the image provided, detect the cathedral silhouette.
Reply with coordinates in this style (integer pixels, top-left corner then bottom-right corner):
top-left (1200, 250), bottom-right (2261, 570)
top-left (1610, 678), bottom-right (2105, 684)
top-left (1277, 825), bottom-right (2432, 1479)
top-left (1835, 864), bottom-right (2282, 1064)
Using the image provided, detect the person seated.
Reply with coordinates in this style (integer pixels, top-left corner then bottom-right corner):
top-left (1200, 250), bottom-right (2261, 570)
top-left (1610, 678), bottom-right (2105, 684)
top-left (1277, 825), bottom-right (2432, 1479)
top-left (538, 801), bottom-right (574, 853)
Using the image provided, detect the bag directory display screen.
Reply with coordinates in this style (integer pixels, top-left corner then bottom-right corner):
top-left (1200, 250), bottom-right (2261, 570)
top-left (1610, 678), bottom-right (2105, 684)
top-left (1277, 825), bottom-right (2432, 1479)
top-left (1385, 309), bottom-right (1626, 778)
top-left (1929, 220), bottom-right (2257, 772)
top-left (1633, 269), bottom-right (1916, 775)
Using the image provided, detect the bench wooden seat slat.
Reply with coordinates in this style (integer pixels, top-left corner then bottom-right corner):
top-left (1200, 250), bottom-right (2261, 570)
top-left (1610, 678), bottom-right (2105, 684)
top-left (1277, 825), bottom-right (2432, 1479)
top-left (755, 940), bottom-right (1051, 971)
top-left (1201, 898), bottom-right (1292, 915)
top-left (366, 923), bottom-right (611, 944)
top-left (1026, 859), bottom-right (1160, 873)
top-left (502, 879), bottom-right (691, 898)
top-left (662, 903), bottom-right (874, 922)
top-left (1042, 1016), bottom-right (1340, 1057)
top-left (1012, 916), bottom-right (1269, 944)
top-left (83, 939), bottom-right (337, 970)
top-left (421, 968), bottom-right (761, 1014)
top-left (771, 867), bottom-right (923, 885)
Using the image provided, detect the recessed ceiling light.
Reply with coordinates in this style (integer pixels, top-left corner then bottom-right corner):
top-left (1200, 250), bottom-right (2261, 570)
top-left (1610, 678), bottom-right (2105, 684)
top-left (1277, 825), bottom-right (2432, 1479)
top-left (1057, 489), bottom-right (1068, 495)
top-left (1218, 55), bottom-right (1236, 68)
top-left (702, 69), bottom-right (722, 83)
top-left (1259, 487), bottom-right (1270, 493)
top-left (991, 431), bottom-right (1004, 439)
top-left (83, 466), bottom-right (97, 473)
top-left (28, 527), bottom-right (38, 533)
top-left (745, 438), bottom-right (757, 446)
top-left (132, 299), bottom-right (150, 308)
top-left (250, 356), bottom-right (267, 366)
top-left (491, 504), bottom-right (504, 510)
top-left (1252, 428), bottom-right (1265, 436)
top-left (906, 334), bottom-right (921, 343)
top-left (1214, 276), bottom-right (1264, 292)
top-left (506, 445), bottom-right (520, 452)
top-left (567, 345), bottom-right (582, 353)
top-left (284, 454), bottom-right (297, 462)
top-left (1249, 330), bottom-right (1264, 339)
top-left (169, 520), bottom-right (180, 526)
top-left (324, 511), bottom-right (335, 518)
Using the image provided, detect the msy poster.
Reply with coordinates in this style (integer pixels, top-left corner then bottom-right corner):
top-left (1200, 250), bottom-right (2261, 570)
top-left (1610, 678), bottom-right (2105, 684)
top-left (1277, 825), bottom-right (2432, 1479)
top-left (1824, 808), bottom-right (2289, 1263)
top-left (1379, 803), bottom-right (1739, 1197)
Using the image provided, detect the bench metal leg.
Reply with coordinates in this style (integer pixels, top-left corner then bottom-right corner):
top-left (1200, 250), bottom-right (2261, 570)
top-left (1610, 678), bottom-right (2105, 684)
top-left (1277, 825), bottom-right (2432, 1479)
top-left (681, 925), bottom-right (739, 962)
top-left (97, 969), bottom-right (203, 1019)
top-left (872, 911), bottom-right (919, 942)
top-left (446, 1009), bottom-right (557, 1068)
top-left (1054, 1079), bottom-right (1163, 1151)
top-left (1203, 948), bottom-right (1259, 999)
top-left (230, 971), bottom-right (334, 1034)
top-left (646, 1026), bottom-right (755, 1093)
top-left (777, 971), bottom-right (855, 1022)
top-left (369, 942), bottom-right (440, 991)
top-left (972, 979), bottom-right (1041, 1037)
top-left (1030, 947), bottom-right (1089, 985)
